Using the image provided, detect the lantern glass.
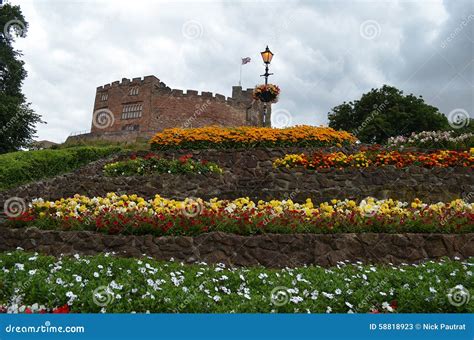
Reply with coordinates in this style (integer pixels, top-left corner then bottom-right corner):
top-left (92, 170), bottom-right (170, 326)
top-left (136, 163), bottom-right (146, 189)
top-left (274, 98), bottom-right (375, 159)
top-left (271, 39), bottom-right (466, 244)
top-left (260, 46), bottom-right (273, 64)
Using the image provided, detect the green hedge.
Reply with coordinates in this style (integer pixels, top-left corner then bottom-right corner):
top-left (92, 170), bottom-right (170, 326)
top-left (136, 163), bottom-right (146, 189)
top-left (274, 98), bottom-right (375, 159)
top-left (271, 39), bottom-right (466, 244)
top-left (0, 146), bottom-right (120, 191)
top-left (0, 251), bottom-right (471, 313)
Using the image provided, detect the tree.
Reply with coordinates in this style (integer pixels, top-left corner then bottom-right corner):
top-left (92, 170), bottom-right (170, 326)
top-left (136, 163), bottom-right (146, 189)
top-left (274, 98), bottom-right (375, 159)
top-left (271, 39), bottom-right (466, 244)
top-left (0, 3), bottom-right (42, 154)
top-left (328, 85), bottom-right (450, 144)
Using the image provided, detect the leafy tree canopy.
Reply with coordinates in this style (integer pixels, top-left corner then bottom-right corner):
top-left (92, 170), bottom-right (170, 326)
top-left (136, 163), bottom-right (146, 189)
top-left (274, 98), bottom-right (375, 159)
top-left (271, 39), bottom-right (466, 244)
top-left (328, 85), bottom-right (450, 144)
top-left (0, 3), bottom-right (43, 154)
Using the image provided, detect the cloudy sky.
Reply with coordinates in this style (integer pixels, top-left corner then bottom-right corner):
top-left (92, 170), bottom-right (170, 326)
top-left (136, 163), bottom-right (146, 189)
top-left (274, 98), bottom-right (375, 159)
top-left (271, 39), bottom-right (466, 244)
top-left (7, 0), bottom-right (474, 143)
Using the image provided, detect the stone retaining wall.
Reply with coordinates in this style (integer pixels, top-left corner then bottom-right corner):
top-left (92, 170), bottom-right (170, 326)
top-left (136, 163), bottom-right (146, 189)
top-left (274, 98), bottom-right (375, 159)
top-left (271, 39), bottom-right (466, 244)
top-left (1, 147), bottom-right (472, 208)
top-left (0, 228), bottom-right (472, 267)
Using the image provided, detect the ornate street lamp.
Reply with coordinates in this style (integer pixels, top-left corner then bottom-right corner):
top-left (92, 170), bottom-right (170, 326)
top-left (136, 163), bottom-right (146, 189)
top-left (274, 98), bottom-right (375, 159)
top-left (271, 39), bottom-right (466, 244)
top-left (260, 45), bottom-right (274, 85)
top-left (259, 46), bottom-right (275, 126)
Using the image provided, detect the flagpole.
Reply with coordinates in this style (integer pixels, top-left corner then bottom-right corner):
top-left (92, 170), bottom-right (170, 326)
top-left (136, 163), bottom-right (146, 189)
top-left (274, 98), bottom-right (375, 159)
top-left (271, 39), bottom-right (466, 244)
top-left (239, 60), bottom-right (242, 87)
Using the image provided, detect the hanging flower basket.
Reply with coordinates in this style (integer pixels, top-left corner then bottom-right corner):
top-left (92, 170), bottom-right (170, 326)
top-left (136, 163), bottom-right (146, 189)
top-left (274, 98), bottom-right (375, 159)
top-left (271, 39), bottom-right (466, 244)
top-left (253, 84), bottom-right (280, 103)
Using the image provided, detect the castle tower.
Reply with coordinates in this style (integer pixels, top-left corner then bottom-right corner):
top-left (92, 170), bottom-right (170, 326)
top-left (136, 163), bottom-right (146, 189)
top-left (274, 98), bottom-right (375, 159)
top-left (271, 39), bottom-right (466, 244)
top-left (232, 86), bottom-right (271, 127)
top-left (77, 75), bottom-right (272, 144)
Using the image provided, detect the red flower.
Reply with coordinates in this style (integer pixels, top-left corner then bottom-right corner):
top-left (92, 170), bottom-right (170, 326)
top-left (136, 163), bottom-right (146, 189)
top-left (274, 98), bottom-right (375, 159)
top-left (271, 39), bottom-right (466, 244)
top-left (130, 154), bottom-right (137, 160)
top-left (53, 304), bottom-right (70, 314)
top-left (178, 154), bottom-right (193, 163)
top-left (24, 307), bottom-right (32, 314)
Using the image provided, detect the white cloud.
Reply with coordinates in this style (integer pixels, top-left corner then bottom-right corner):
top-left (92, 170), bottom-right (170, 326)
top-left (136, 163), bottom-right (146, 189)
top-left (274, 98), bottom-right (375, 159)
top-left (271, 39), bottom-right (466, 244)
top-left (8, 0), bottom-right (474, 143)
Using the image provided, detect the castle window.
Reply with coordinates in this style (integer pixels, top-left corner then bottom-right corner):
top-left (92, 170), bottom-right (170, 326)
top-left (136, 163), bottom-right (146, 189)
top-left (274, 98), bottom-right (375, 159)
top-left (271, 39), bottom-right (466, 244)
top-left (122, 124), bottom-right (139, 131)
top-left (121, 103), bottom-right (143, 119)
top-left (100, 92), bottom-right (108, 101)
top-left (129, 87), bottom-right (139, 96)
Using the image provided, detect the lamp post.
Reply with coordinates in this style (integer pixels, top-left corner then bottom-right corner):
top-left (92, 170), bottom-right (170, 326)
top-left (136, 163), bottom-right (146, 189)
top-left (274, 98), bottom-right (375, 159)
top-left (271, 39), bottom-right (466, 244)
top-left (260, 45), bottom-right (274, 126)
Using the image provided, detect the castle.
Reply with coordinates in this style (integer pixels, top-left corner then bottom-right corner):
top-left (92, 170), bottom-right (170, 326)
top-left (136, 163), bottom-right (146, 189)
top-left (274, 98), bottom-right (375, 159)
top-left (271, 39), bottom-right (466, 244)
top-left (67, 75), bottom-right (271, 143)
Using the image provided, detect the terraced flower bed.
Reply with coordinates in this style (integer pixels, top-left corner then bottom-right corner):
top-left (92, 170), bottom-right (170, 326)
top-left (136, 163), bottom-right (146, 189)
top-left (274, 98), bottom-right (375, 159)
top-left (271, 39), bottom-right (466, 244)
top-left (273, 150), bottom-right (474, 170)
top-left (150, 125), bottom-right (356, 150)
top-left (387, 131), bottom-right (473, 150)
top-left (0, 251), bottom-right (471, 313)
top-left (5, 193), bottom-right (473, 235)
top-left (104, 153), bottom-right (222, 177)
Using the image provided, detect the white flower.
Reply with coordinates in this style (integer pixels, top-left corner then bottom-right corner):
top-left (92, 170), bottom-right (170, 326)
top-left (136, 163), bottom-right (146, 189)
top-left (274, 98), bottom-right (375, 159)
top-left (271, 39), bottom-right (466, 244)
top-left (429, 287), bottom-right (437, 294)
top-left (322, 292), bottom-right (334, 299)
top-left (335, 288), bottom-right (342, 295)
top-left (290, 296), bottom-right (304, 304)
top-left (345, 301), bottom-right (353, 309)
top-left (28, 269), bottom-right (37, 275)
top-left (93, 272), bottom-right (99, 278)
top-left (382, 301), bottom-right (394, 312)
top-left (213, 295), bottom-right (221, 302)
top-left (326, 306), bottom-right (332, 313)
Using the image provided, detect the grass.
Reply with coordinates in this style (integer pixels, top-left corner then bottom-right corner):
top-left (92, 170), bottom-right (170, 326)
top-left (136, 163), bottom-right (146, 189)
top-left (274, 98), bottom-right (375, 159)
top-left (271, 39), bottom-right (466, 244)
top-left (0, 146), bottom-right (120, 191)
top-left (0, 251), bottom-right (471, 313)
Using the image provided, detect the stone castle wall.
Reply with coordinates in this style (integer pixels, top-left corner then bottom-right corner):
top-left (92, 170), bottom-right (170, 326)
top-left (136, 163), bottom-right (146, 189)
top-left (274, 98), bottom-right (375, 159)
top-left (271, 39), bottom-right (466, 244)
top-left (67, 76), bottom-right (270, 143)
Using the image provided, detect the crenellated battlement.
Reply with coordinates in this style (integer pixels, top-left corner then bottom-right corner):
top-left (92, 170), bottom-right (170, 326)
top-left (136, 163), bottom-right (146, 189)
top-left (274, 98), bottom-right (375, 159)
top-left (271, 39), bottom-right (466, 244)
top-left (96, 75), bottom-right (162, 91)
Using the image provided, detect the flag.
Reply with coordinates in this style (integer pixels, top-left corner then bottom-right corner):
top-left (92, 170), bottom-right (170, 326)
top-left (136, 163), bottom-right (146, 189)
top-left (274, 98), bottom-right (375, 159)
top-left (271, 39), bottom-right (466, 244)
top-left (241, 57), bottom-right (251, 65)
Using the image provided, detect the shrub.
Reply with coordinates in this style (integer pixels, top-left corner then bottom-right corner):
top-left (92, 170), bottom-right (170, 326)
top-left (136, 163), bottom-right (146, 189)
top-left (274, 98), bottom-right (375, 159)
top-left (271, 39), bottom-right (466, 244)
top-left (150, 125), bottom-right (356, 150)
top-left (0, 146), bottom-right (120, 191)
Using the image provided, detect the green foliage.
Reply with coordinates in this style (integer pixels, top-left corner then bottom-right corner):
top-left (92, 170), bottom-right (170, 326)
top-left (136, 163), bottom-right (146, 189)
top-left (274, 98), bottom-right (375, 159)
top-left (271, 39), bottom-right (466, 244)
top-left (60, 139), bottom-right (150, 152)
top-left (103, 154), bottom-right (222, 177)
top-left (0, 251), bottom-right (471, 313)
top-left (7, 210), bottom-right (473, 235)
top-left (0, 146), bottom-right (120, 191)
top-left (328, 85), bottom-right (450, 144)
top-left (0, 4), bottom-right (43, 153)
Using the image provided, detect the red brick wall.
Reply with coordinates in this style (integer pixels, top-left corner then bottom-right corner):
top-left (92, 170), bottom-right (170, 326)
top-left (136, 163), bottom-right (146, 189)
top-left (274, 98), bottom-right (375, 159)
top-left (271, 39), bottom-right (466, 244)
top-left (89, 75), bottom-right (268, 140)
